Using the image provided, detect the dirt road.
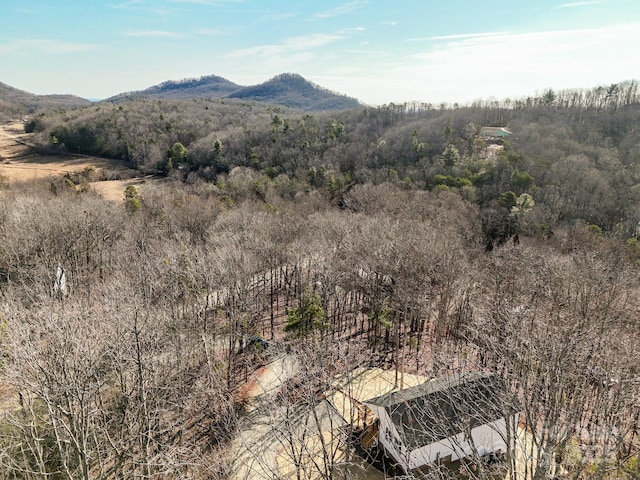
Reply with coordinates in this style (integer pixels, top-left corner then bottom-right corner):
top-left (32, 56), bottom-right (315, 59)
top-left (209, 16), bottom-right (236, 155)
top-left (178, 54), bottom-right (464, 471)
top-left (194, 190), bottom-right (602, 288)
top-left (0, 122), bottom-right (35, 160)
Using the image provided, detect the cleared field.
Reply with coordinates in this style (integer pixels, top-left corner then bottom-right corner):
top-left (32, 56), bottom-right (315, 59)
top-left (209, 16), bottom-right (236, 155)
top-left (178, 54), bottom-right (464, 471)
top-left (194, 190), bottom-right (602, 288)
top-left (0, 122), bottom-right (148, 202)
top-left (91, 178), bottom-right (149, 202)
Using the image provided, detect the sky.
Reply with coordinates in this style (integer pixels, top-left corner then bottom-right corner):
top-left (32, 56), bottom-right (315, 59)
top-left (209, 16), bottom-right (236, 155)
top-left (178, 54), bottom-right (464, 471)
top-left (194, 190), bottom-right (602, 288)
top-left (1, 0), bottom-right (639, 106)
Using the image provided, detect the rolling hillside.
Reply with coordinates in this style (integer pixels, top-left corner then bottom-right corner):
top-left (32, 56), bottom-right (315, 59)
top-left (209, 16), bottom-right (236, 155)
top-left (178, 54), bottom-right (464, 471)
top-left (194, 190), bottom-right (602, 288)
top-left (105, 73), bottom-right (361, 111)
top-left (2, 73), bottom-right (361, 115)
top-left (106, 74), bottom-right (241, 102)
top-left (0, 82), bottom-right (90, 122)
top-left (227, 73), bottom-right (361, 111)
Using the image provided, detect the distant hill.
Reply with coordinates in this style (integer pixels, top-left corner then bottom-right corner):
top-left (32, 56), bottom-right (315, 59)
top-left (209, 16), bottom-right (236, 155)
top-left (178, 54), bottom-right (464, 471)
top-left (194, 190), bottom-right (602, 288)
top-left (107, 74), bottom-right (241, 102)
top-left (228, 73), bottom-right (361, 111)
top-left (0, 82), bottom-right (90, 122)
top-left (106, 73), bottom-right (361, 111)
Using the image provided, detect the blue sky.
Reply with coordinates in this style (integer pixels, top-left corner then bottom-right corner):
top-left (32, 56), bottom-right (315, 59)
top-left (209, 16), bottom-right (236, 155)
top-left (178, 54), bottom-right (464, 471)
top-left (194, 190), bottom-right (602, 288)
top-left (1, 0), bottom-right (639, 105)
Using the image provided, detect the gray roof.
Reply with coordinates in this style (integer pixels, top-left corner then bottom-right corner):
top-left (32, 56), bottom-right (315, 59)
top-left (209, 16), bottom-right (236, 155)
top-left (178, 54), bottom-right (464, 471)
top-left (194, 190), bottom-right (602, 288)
top-left (365, 372), bottom-right (515, 449)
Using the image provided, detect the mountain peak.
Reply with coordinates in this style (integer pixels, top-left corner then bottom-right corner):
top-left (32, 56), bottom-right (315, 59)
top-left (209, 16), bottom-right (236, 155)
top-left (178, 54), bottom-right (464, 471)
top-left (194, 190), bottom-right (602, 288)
top-left (107, 74), bottom-right (240, 101)
top-left (105, 73), bottom-right (361, 111)
top-left (228, 73), bottom-right (360, 111)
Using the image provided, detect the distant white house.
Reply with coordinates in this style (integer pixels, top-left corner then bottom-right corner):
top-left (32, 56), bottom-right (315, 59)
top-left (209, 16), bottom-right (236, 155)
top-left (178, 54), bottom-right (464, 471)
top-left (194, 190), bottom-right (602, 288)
top-left (364, 372), bottom-right (519, 473)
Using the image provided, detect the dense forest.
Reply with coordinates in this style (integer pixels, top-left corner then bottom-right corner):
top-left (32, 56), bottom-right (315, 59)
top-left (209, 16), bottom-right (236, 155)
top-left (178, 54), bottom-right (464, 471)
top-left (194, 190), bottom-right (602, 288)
top-left (26, 79), bottom-right (640, 241)
top-left (0, 78), bottom-right (639, 479)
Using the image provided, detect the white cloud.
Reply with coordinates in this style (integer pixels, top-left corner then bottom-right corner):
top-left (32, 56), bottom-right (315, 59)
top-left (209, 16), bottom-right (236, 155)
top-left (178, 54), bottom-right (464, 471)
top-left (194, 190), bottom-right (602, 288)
top-left (314, 1), bottom-right (367, 19)
top-left (194, 28), bottom-right (225, 36)
top-left (0, 39), bottom-right (98, 54)
top-left (111, 0), bottom-right (145, 9)
top-left (411, 23), bottom-right (639, 63)
top-left (125, 30), bottom-right (183, 38)
top-left (168, 0), bottom-right (245, 4)
top-left (412, 31), bottom-right (509, 42)
top-left (341, 26), bottom-right (366, 34)
top-left (224, 33), bottom-right (343, 59)
top-left (314, 22), bottom-right (640, 105)
top-left (111, 1), bottom-right (174, 15)
top-left (260, 12), bottom-right (300, 22)
top-left (553, 1), bottom-right (602, 9)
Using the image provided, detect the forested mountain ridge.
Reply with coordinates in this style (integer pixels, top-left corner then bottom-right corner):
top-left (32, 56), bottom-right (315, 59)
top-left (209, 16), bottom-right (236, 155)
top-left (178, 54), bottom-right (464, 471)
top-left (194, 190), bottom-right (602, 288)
top-left (0, 81), bottom-right (90, 122)
top-left (106, 74), bottom-right (242, 102)
top-left (1, 72), bottom-right (358, 121)
top-left (225, 73), bottom-right (361, 110)
top-left (26, 79), bottom-right (640, 242)
top-left (105, 72), bottom-right (361, 111)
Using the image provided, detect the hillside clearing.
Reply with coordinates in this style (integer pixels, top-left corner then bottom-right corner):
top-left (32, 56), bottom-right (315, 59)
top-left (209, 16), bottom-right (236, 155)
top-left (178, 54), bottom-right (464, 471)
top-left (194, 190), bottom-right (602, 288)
top-left (0, 122), bottom-right (147, 201)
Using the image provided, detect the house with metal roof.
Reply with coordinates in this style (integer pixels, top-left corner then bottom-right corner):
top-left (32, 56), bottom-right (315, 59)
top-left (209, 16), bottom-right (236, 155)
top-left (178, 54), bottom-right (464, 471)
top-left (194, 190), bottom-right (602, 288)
top-left (479, 127), bottom-right (513, 138)
top-left (363, 372), bottom-right (519, 474)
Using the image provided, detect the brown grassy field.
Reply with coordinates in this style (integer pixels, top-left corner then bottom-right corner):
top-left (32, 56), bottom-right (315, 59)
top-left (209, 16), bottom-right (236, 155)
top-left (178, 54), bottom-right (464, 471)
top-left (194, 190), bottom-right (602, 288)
top-left (0, 122), bottom-right (147, 201)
